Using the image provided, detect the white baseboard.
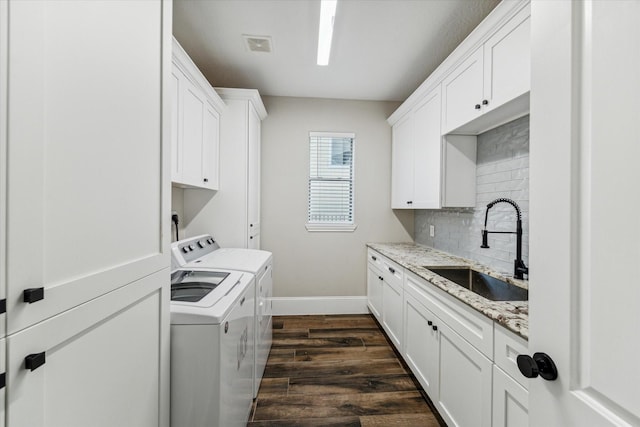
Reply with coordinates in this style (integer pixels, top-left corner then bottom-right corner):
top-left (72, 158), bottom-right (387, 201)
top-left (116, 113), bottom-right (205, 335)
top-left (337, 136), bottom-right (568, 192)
top-left (271, 296), bottom-right (369, 316)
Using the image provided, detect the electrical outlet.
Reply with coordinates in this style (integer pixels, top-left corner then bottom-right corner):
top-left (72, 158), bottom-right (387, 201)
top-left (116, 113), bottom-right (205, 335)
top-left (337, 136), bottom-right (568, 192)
top-left (429, 225), bottom-right (435, 237)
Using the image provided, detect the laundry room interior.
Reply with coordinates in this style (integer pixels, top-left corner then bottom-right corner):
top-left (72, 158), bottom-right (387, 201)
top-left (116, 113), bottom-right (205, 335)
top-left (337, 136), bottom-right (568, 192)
top-left (1, 0), bottom-right (638, 426)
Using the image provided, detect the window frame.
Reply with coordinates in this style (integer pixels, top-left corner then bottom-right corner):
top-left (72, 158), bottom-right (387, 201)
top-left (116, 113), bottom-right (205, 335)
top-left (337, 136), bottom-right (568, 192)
top-left (305, 131), bottom-right (357, 232)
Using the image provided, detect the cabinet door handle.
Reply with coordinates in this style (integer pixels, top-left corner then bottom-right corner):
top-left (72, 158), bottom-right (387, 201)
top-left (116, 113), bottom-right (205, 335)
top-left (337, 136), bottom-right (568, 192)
top-left (432, 325), bottom-right (438, 332)
top-left (475, 104), bottom-right (481, 110)
top-left (371, 255), bottom-right (377, 261)
top-left (482, 99), bottom-right (489, 105)
top-left (378, 276), bottom-right (383, 281)
top-left (388, 267), bottom-right (396, 274)
top-left (25, 352), bottom-right (46, 371)
top-left (250, 236), bottom-right (253, 240)
top-left (203, 178), bottom-right (209, 183)
top-left (250, 224), bottom-right (253, 227)
top-left (24, 288), bottom-right (44, 304)
top-left (0, 373), bottom-right (5, 389)
top-left (406, 201), bottom-right (413, 205)
top-left (240, 297), bottom-right (246, 306)
top-left (427, 320), bottom-right (433, 326)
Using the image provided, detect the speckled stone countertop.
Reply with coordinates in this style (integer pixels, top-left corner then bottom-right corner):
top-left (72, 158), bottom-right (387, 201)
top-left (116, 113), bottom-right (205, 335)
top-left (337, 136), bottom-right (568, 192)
top-left (367, 242), bottom-right (529, 340)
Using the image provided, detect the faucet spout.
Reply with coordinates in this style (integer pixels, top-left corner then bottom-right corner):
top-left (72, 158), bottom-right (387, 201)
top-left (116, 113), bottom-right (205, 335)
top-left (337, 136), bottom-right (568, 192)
top-left (481, 198), bottom-right (528, 279)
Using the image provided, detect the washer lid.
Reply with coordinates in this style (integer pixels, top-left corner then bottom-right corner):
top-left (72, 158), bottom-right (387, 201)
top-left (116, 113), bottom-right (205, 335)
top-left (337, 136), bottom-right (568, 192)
top-left (171, 270), bottom-right (229, 302)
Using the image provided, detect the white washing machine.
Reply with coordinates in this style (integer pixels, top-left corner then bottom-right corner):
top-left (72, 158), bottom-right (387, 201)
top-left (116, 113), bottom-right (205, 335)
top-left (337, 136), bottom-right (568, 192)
top-left (171, 235), bottom-right (273, 398)
top-left (170, 267), bottom-right (255, 427)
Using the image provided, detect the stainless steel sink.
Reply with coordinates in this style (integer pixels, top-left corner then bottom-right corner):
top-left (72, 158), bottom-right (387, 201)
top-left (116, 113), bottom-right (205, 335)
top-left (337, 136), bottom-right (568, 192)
top-left (424, 266), bottom-right (528, 301)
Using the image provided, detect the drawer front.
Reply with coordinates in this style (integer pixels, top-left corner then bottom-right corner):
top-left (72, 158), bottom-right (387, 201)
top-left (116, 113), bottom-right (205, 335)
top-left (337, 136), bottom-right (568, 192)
top-left (367, 249), bottom-right (385, 272)
top-left (404, 270), bottom-right (494, 358)
top-left (494, 324), bottom-right (529, 389)
top-left (381, 256), bottom-right (404, 288)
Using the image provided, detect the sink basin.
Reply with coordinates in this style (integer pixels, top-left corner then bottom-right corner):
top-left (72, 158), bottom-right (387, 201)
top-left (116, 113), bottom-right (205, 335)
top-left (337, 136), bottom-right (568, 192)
top-left (425, 266), bottom-right (528, 301)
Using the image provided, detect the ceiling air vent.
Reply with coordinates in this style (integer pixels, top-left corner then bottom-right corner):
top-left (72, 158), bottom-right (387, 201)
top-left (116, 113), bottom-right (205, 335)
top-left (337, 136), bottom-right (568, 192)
top-left (243, 35), bottom-right (273, 53)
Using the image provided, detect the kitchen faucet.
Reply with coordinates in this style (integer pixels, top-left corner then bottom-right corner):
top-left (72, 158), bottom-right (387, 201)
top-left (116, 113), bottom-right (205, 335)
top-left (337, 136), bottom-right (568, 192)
top-left (481, 198), bottom-right (528, 279)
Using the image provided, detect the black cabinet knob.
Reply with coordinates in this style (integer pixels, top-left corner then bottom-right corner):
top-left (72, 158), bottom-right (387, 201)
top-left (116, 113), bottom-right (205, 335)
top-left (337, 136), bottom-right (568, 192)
top-left (371, 256), bottom-right (377, 261)
top-left (427, 320), bottom-right (433, 326)
top-left (24, 288), bottom-right (44, 304)
top-left (378, 276), bottom-right (383, 281)
top-left (388, 267), bottom-right (395, 274)
top-left (482, 99), bottom-right (489, 105)
top-left (475, 104), bottom-right (481, 110)
top-left (406, 201), bottom-right (413, 205)
top-left (203, 178), bottom-right (209, 182)
top-left (432, 325), bottom-right (438, 331)
top-left (517, 352), bottom-right (558, 381)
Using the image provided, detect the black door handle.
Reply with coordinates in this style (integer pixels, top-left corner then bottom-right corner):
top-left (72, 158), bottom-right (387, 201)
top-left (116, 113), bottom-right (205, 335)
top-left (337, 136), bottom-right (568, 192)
top-left (24, 288), bottom-right (44, 304)
top-left (25, 352), bottom-right (46, 371)
top-left (517, 352), bottom-right (558, 381)
top-left (388, 267), bottom-right (395, 274)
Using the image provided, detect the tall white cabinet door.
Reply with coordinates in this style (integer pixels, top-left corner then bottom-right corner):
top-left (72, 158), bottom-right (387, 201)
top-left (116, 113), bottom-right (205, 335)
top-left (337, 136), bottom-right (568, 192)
top-left (381, 278), bottom-right (403, 350)
top-left (403, 293), bottom-right (439, 399)
top-left (7, 272), bottom-right (169, 427)
top-left (5, 0), bottom-right (169, 334)
top-left (412, 87), bottom-right (442, 209)
top-left (181, 81), bottom-right (206, 186)
top-left (492, 366), bottom-right (528, 427)
top-left (366, 265), bottom-right (383, 321)
top-left (441, 48), bottom-right (484, 134)
top-left (530, 1), bottom-right (640, 426)
top-left (170, 70), bottom-right (184, 183)
top-left (391, 113), bottom-right (414, 209)
top-left (202, 105), bottom-right (220, 190)
top-left (247, 104), bottom-right (261, 249)
top-left (483, 5), bottom-right (531, 113)
top-left (437, 321), bottom-right (492, 427)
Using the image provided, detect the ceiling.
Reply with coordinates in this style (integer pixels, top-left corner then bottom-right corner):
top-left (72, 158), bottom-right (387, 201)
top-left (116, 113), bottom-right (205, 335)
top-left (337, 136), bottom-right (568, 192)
top-left (173, 0), bottom-right (500, 102)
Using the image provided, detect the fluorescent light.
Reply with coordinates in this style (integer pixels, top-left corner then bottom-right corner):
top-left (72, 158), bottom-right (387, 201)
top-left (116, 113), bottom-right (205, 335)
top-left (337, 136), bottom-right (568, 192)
top-left (317, 0), bottom-right (337, 66)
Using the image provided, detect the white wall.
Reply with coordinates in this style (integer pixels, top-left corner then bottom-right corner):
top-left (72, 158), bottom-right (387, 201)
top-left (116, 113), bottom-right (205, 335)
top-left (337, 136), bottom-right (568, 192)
top-left (261, 96), bottom-right (413, 298)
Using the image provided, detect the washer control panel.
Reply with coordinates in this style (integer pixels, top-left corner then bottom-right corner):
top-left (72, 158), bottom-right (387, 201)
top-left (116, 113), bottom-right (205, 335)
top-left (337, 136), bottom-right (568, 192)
top-left (171, 235), bottom-right (220, 267)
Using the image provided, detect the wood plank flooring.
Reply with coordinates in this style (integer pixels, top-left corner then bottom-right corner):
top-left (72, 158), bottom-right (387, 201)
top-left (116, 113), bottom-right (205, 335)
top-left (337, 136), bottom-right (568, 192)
top-left (248, 314), bottom-right (443, 426)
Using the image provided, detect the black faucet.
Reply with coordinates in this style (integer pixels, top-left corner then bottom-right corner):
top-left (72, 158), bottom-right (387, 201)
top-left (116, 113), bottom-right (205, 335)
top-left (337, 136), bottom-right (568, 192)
top-left (481, 198), bottom-right (528, 280)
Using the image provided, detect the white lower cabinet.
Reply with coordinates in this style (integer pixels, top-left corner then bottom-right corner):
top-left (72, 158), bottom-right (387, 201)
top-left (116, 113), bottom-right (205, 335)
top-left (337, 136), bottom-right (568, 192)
top-left (492, 365), bottom-right (528, 427)
top-left (404, 293), bottom-right (439, 398)
top-left (7, 271), bottom-right (169, 427)
top-left (368, 248), bottom-right (530, 427)
top-left (366, 264), bottom-right (383, 321)
top-left (381, 274), bottom-right (403, 350)
top-left (437, 320), bottom-right (492, 427)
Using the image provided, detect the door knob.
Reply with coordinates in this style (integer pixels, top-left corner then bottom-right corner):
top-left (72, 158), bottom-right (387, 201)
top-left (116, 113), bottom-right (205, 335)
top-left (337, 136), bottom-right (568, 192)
top-left (517, 352), bottom-right (558, 381)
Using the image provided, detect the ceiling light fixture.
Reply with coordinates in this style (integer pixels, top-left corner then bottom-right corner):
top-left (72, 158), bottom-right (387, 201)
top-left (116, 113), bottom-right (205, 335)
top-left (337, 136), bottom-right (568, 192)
top-left (316, 0), bottom-right (337, 66)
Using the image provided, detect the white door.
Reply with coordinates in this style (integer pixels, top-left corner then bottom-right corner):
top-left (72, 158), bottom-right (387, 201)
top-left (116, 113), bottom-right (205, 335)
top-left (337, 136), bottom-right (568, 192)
top-left (7, 272), bottom-right (169, 427)
top-left (391, 113), bottom-right (414, 208)
top-left (529, 1), bottom-right (640, 425)
top-left (4, 0), bottom-right (169, 334)
top-left (412, 87), bottom-right (442, 209)
top-left (247, 104), bottom-right (261, 249)
top-left (202, 104), bottom-right (220, 190)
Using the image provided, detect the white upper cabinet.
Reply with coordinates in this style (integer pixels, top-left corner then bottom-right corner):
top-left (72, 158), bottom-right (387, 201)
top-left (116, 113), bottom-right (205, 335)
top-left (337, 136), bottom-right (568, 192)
top-left (391, 113), bottom-right (414, 208)
top-left (184, 88), bottom-right (267, 249)
top-left (483, 5), bottom-right (531, 115)
top-left (392, 87), bottom-right (476, 209)
top-left (441, 48), bottom-right (485, 134)
top-left (442, 3), bottom-right (531, 134)
top-left (171, 38), bottom-right (225, 190)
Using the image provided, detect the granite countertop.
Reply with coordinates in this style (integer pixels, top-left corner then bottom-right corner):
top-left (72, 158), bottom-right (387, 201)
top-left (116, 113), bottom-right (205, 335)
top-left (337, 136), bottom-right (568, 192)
top-left (367, 242), bottom-right (529, 340)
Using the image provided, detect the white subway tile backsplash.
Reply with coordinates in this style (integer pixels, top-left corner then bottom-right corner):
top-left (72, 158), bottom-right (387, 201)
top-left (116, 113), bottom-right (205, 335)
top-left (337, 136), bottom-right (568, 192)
top-left (415, 115), bottom-right (529, 276)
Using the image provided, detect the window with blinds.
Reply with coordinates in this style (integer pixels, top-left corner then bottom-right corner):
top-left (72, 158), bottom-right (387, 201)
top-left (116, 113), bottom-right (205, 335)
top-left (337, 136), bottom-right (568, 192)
top-left (308, 132), bottom-right (355, 225)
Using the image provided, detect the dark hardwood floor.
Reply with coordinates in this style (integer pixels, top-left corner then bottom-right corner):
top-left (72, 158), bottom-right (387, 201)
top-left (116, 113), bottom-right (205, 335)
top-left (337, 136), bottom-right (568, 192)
top-left (248, 314), bottom-right (443, 426)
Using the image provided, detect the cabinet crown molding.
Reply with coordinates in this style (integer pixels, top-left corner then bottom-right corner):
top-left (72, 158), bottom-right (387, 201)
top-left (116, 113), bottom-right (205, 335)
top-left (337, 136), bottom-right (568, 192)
top-left (172, 37), bottom-right (226, 112)
top-left (387, 0), bottom-right (530, 126)
top-left (215, 87), bottom-right (268, 120)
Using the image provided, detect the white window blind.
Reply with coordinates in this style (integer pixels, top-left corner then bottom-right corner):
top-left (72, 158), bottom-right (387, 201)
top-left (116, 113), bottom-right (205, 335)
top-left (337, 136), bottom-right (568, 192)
top-left (308, 132), bottom-right (355, 224)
